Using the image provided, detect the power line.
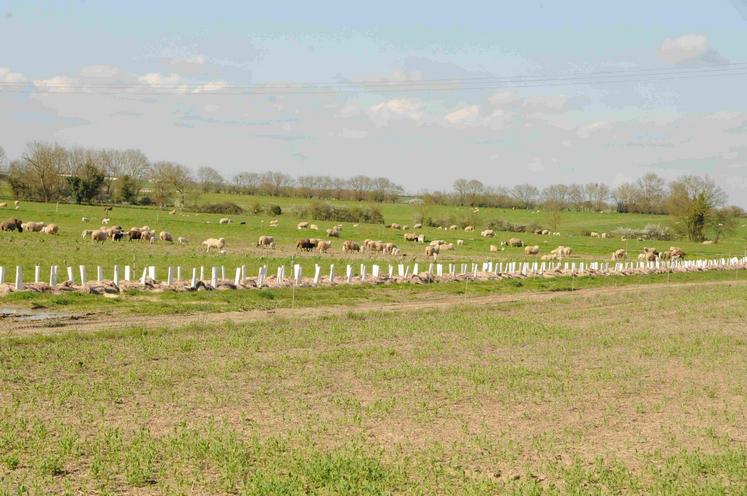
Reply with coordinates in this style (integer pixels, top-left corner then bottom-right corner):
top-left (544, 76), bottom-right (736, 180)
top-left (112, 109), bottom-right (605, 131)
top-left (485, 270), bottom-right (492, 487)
top-left (1, 62), bottom-right (747, 95)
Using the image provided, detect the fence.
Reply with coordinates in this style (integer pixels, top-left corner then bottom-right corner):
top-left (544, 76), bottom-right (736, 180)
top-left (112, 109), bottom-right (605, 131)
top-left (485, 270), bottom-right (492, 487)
top-left (0, 256), bottom-right (745, 294)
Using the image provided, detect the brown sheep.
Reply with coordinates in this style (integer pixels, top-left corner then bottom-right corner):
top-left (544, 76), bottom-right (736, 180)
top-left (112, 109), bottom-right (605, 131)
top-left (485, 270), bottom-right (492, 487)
top-left (611, 249), bottom-right (626, 261)
top-left (524, 245), bottom-right (540, 255)
top-left (508, 238), bottom-right (523, 247)
top-left (43, 224), bottom-right (59, 235)
top-left (296, 239), bottom-right (315, 251)
top-left (1, 218), bottom-right (23, 232)
top-left (24, 221), bottom-right (46, 232)
top-left (159, 231), bottom-right (173, 242)
top-left (317, 240), bottom-right (332, 253)
top-left (425, 245), bottom-right (439, 258)
top-left (257, 235), bottom-right (275, 248)
top-left (403, 232), bottom-right (419, 242)
top-left (326, 228), bottom-right (340, 237)
top-left (343, 240), bottom-right (360, 253)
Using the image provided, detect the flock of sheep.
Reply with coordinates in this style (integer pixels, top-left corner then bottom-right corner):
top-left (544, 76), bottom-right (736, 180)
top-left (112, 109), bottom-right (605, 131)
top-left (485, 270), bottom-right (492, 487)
top-left (2, 207), bottom-right (689, 264)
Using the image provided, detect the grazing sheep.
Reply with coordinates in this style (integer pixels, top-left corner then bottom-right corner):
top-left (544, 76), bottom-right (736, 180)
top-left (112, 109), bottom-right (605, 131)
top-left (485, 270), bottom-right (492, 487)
top-left (343, 240), bottom-right (360, 253)
top-left (91, 229), bottom-right (108, 243)
top-left (257, 235), bottom-right (275, 248)
top-left (296, 239), bottom-right (316, 251)
top-left (553, 232), bottom-right (561, 236)
top-left (112, 231), bottom-right (125, 241)
top-left (14, 200), bottom-right (20, 207)
top-left (168, 209), bottom-right (176, 215)
top-left (425, 245), bottom-right (439, 258)
top-left (24, 221), bottom-right (46, 232)
top-left (448, 224), bottom-right (458, 230)
top-left (524, 245), bottom-right (540, 255)
top-left (541, 229), bottom-right (551, 235)
top-left (0, 203), bottom-right (5, 208)
top-left (219, 218), bottom-right (231, 225)
top-left (384, 242), bottom-right (398, 254)
top-left (81, 216), bottom-right (89, 222)
top-left (309, 223), bottom-right (319, 230)
top-left (440, 243), bottom-right (454, 251)
top-left (140, 230), bottom-right (156, 243)
top-left (178, 236), bottom-right (188, 244)
top-left (490, 245), bottom-right (498, 252)
top-left (601, 232), bottom-right (609, 239)
top-left (159, 231), bottom-right (174, 242)
top-left (413, 223), bottom-right (422, 229)
top-left (43, 224), bottom-right (59, 235)
top-left (480, 229), bottom-right (495, 238)
top-left (128, 228), bottom-right (142, 241)
top-left (403, 232), bottom-right (419, 242)
top-left (464, 226), bottom-right (474, 232)
top-left (102, 218), bottom-right (110, 225)
top-left (550, 245), bottom-right (573, 257)
top-left (202, 237), bottom-right (226, 253)
top-left (702, 240), bottom-right (713, 245)
top-left (297, 221), bottom-right (309, 229)
top-left (317, 240), bottom-right (332, 253)
top-left (611, 249), bottom-right (627, 261)
top-left (541, 253), bottom-right (558, 261)
top-left (508, 237), bottom-right (523, 247)
top-left (390, 223), bottom-right (401, 230)
top-left (457, 239), bottom-right (464, 246)
top-left (1, 218), bottom-right (23, 232)
top-left (326, 228), bottom-right (340, 237)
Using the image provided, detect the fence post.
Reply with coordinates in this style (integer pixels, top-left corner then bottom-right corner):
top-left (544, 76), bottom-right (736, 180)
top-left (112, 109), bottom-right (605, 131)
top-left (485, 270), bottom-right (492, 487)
top-left (113, 265), bottom-right (119, 286)
top-left (148, 266), bottom-right (156, 281)
top-left (50, 265), bottom-right (58, 288)
top-left (346, 265), bottom-right (353, 283)
top-left (328, 264), bottom-right (335, 284)
top-left (313, 264), bottom-right (321, 285)
top-left (79, 265), bottom-right (87, 287)
top-left (191, 268), bottom-right (197, 288)
top-left (176, 266), bottom-right (182, 282)
top-left (167, 267), bottom-right (173, 287)
top-left (124, 265), bottom-right (131, 282)
top-left (15, 266), bottom-right (23, 290)
top-left (67, 266), bottom-right (74, 283)
top-left (140, 267), bottom-right (148, 286)
top-left (211, 267), bottom-right (218, 288)
top-left (0, 266), bottom-right (4, 285)
top-left (234, 267), bottom-right (241, 286)
top-left (97, 266), bottom-right (103, 283)
top-left (34, 265), bottom-right (41, 284)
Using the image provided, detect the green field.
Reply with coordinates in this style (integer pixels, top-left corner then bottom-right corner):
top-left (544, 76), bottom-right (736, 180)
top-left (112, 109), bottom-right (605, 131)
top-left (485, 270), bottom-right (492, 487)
top-left (1, 192), bottom-right (745, 289)
top-left (1, 281), bottom-right (746, 494)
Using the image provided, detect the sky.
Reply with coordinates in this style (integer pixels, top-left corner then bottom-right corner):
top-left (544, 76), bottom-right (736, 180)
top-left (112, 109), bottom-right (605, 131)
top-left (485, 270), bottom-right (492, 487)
top-left (1, 1), bottom-right (747, 205)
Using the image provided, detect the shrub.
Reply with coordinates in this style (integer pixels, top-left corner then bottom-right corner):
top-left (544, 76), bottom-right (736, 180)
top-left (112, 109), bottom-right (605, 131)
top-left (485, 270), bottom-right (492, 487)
top-left (612, 224), bottom-right (674, 241)
top-left (194, 202), bottom-right (244, 215)
top-left (293, 202), bottom-right (384, 224)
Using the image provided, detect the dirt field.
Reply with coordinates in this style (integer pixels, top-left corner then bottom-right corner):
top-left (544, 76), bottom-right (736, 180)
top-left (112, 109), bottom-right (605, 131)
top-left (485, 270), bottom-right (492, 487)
top-left (1, 280), bottom-right (746, 494)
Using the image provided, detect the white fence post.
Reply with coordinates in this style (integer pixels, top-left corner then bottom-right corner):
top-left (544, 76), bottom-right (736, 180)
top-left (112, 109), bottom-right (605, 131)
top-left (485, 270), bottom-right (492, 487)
top-left (50, 265), bottom-right (58, 288)
top-left (234, 267), bottom-right (241, 286)
top-left (15, 266), bottom-right (23, 290)
top-left (124, 265), bottom-right (131, 282)
top-left (148, 266), bottom-right (156, 281)
top-left (79, 265), bottom-right (87, 287)
top-left (34, 265), bottom-right (41, 284)
top-left (191, 268), bottom-right (197, 288)
top-left (97, 266), bottom-right (103, 283)
top-left (313, 264), bottom-right (321, 285)
top-left (167, 267), bottom-right (174, 287)
top-left (67, 266), bottom-right (74, 283)
top-left (328, 264), bottom-right (335, 284)
top-left (211, 267), bottom-right (218, 287)
top-left (113, 265), bottom-right (119, 286)
top-left (140, 268), bottom-right (148, 286)
top-left (0, 266), bottom-right (4, 285)
top-left (346, 265), bottom-right (353, 283)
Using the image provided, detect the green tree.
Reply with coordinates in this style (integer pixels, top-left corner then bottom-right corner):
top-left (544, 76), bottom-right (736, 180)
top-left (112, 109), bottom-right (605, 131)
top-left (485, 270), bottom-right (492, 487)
top-left (66, 160), bottom-right (104, 204)
top-left (114, 174), bottom-right (140, 203)
top-left (667, 176), bottom-right (726, 242)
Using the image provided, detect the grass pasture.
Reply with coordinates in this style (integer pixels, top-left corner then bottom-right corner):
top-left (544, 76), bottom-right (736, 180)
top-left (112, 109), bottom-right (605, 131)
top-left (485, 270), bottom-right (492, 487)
top-left (1, 194), bottom-right (745, 287)
top-left (1, 281), bottom-right (746, 494)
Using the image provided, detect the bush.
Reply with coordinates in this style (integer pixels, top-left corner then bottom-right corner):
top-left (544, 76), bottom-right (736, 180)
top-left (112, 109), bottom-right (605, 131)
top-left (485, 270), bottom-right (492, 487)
top-left (486, 219), bottom-right (545, 233)
top-left (612, 224), bottom-right (674, 241)
top-left (293, 202), bottom-right (384, 224)
top-left (194, 202), bottom-right (244, 215)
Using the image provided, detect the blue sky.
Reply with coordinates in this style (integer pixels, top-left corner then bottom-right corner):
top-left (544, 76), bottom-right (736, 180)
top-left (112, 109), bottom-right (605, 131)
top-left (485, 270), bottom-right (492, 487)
top-left (1, 1), bottom-right (747, 204)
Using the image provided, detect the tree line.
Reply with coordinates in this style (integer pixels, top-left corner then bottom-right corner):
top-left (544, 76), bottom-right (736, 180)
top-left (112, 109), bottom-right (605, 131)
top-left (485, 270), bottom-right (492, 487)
top-left (0, 142), bottom-right (404, 206)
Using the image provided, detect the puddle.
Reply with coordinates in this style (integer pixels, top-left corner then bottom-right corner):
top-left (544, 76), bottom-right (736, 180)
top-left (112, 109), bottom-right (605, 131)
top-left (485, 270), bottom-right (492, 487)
top-left (0, 306), bottom-right (71, 321)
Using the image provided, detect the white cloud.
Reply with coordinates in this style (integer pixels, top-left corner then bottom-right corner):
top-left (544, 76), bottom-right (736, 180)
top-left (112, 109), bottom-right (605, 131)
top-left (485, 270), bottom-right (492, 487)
top-left (658, 34), bottom-right (722, 64)
top-left (0, 67), bottom-right (26, 83)
top-left (523, 94), bottom-right (568, 112)
top-left (369, 98), bottom-right (423, 125)
top-left (444, 105), bottom-right (480, 126)
top-left (33, 75), bottom-right (77, 93)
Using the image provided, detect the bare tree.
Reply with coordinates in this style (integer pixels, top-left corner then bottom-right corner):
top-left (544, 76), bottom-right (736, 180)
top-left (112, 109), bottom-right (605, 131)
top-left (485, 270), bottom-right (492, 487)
top-left (151, 161), bottom-right (193, 206)
top-left (196, 166), bottom-right (225, 193)
top-left (636, 173), bottom-right (666, 213)
top-left (511, 184), bottom-right (539, 209)
top-left (16, 142), bottom-right (68, 201)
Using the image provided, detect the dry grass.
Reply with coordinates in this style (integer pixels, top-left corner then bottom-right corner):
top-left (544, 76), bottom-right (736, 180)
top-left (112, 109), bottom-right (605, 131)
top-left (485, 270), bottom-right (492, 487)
top-left (1, 282), bottom-right (746, 494)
